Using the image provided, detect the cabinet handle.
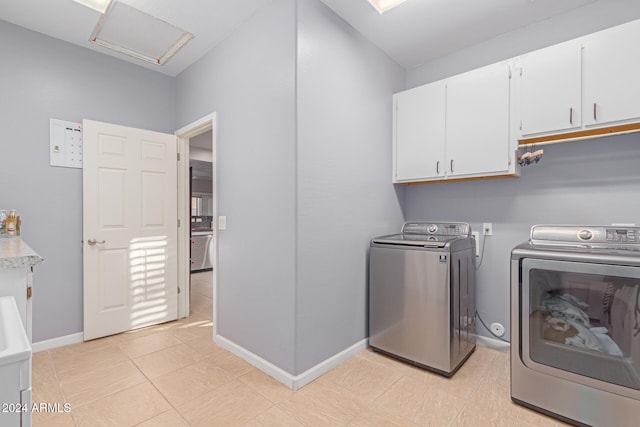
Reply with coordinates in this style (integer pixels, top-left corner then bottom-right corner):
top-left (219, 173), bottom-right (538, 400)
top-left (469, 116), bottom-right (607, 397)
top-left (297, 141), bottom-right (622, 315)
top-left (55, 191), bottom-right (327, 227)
top-left (450, 160), bottom-right (454, 173)
top-left (593, 103), bottom-right (597, 121)
top-left (436, 161), bottom-right (440, 174)
top-left (569, 107), bottom-right (573, 125)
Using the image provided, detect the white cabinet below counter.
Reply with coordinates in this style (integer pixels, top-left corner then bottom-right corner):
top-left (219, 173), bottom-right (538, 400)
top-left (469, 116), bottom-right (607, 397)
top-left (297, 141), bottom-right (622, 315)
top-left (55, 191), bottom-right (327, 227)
top-left (0, 296), bottom-right (32, 427)
top-left (0, 239), bottom-right (44, 342)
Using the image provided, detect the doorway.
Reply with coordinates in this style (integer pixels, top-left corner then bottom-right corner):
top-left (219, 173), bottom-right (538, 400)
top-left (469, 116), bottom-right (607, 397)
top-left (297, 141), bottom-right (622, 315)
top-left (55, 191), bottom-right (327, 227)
top-left (175, 114), bottom-right (217, 331)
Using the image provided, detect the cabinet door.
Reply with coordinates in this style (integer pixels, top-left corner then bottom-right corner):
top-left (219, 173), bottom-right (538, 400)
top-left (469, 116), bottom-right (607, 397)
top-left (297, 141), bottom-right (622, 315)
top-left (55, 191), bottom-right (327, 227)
top-left (446, 61), bottom-right (511, 178)
top-left (520, 41), bottom-right (582, 136)
top-left (584, 19), bottom-right (640, 127)
top-left (393, 82), bottom-right (446, 182)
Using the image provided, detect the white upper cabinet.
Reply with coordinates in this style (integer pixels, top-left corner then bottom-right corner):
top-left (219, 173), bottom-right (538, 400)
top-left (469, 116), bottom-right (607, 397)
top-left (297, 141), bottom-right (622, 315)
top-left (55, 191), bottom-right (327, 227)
top-left (392, 19), bottom-right (640, 184)
top-left (393, 81), bottom-right (446, 182)
top-left (583, 19), bottom-right (640, 127)
top-left (519, 41), bottom-right (582, 136)
top-left (446, 61), bottom-right (513, 178)
top-left (393, 61), bottom-right (516, 183)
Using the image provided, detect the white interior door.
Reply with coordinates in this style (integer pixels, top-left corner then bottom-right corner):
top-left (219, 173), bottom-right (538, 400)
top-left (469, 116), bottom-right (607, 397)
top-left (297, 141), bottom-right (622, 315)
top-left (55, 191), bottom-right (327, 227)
top-left (83, 119), bottom-right (178, 341)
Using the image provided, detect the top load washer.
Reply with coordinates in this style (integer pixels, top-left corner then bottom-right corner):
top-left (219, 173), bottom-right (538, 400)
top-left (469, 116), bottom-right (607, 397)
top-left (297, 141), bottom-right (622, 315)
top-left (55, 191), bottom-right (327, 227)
top-left (369, 222), bottom-right (476, 376)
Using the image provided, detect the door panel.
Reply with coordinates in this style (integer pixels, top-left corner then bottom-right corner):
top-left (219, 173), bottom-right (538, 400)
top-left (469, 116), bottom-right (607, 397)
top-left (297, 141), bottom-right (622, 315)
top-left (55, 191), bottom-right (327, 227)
top-left (446, 62), bottom-right (511, 177)
top-left (83, 119), bottom-right (178, 340)
top-left (520, 41), bottom-right (582, 136)
top-left (394, 82), bottom-right (446, 182)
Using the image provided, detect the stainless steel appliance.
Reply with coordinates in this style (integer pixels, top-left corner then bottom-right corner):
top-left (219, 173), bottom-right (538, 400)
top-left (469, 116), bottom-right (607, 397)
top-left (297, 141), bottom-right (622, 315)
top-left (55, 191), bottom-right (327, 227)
top-left (511, 225), bottom-right (640, 426)
top-left (369, 222), bottom-right (476, 376)
top-left (190, 231), bottom-right (213, 272)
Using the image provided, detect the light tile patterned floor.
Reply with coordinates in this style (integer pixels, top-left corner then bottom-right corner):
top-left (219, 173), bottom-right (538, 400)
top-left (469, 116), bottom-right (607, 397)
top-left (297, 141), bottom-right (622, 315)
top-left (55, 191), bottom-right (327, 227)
top-left (32, 272), bottom-right (568, 426)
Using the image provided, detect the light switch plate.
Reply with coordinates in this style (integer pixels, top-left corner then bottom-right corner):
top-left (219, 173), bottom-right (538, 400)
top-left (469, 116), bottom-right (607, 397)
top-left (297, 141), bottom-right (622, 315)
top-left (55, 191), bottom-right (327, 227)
top-left (218, 216), bottom-right (227, 230)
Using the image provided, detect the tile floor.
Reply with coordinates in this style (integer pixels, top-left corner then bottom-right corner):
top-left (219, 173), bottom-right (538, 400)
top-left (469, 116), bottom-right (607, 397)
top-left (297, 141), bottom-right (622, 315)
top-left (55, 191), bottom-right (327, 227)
top-left (32, 271), bottom-right (568, 427)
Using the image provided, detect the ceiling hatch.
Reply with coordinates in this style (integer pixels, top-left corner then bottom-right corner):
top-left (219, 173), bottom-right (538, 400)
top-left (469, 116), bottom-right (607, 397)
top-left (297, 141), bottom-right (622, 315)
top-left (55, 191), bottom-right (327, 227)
top-left (90, 1), bottom-right (194, 66)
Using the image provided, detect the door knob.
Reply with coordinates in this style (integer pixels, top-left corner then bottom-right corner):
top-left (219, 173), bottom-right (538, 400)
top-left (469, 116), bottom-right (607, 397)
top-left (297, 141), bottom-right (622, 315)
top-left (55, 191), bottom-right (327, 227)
top-left (87, 238), bottom-right (106, 246)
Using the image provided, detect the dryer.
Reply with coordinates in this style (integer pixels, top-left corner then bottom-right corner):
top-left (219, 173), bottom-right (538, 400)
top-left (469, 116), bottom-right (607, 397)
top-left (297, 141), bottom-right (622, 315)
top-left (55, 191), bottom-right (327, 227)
top-left (369, 222), bottom-right (476, 376)
top-left (511, 225), bottom-right (640, 426)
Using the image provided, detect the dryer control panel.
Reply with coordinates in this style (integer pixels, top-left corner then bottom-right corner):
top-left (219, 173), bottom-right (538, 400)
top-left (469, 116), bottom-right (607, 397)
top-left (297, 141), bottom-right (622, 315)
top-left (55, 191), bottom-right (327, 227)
top-left (531, 225), bottom-right (640, 247)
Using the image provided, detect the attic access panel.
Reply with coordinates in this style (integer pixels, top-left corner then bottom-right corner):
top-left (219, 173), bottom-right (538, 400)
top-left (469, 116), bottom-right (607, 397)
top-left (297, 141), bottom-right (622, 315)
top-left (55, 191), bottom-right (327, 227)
top-left (90, 1), bottom-right (193, 66)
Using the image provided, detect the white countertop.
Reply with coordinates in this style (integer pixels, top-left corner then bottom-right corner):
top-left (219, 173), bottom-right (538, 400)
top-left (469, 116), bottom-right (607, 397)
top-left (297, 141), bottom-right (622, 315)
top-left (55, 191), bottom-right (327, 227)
top-left (0, 238), bottom-right (44, 270)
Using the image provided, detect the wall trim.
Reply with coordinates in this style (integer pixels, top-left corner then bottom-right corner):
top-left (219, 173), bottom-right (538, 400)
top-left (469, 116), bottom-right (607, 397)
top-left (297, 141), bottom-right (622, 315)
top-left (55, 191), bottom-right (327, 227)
top-left (215, 334), bottom-right (368, 390)
top-left (32, 332), bottom-right (84, 353)
top-left (292, 339), bottom-right (368, 390)
top-left (475, 334), bottom-right (510, 352)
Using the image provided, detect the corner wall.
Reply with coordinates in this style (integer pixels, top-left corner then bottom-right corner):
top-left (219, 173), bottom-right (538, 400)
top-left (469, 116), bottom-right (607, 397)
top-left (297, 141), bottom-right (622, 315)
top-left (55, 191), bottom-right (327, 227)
top-left (295, 0), bottom-right (405, 374)
top-left (176, 0), bottom-right (406, 377)
top-left (176, 0), bottom-right (298, 373)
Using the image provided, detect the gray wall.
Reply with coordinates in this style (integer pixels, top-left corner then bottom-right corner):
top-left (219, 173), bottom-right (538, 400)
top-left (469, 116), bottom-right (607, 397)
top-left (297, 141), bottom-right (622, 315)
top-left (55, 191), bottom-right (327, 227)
top-left (404, 0), bottom-right (640, 341)
top-left (0, 20), bottom-right (176, 343)
top-left (176, 0), bottom-right (405, 375)
top-left (176, 0), bottom-right (298, 373)
top-left (295, 0), bottom-right (405, 374)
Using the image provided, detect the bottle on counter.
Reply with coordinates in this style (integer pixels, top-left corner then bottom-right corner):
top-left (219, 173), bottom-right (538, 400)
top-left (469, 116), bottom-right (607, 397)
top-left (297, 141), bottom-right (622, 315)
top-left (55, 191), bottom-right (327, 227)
top-left (6, 209), bottom-right (18, 237)
top-left (0, 210), bottom-right (6, 237)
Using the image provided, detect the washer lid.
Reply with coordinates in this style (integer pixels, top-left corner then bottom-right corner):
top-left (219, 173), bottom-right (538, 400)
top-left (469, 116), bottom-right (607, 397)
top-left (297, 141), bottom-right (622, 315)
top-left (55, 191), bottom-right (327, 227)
top-left (372, 222), bottom-right (470, 248)
top-left (371, 233), bottom-right (452, 248)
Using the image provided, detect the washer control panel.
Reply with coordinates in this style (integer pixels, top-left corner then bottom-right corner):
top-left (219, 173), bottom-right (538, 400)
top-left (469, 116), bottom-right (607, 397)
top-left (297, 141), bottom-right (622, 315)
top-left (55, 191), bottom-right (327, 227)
top-left (402, 222), bottom-right (470, 237)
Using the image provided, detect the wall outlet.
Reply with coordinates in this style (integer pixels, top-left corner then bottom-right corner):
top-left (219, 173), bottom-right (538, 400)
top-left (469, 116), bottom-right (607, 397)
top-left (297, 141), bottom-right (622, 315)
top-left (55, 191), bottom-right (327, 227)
top-left (483, 222), bottom-right (493, 236)
top-left (490, 322), bottom-right (505, 337)
top-left (471, 231), bottom-right (480, 257)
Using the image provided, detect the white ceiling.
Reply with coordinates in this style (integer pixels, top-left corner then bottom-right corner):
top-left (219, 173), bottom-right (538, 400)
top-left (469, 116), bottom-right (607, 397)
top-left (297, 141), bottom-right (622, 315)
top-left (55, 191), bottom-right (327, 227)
top-left (319, 0), bottom-right (597, 69)
top-left (0, 0), bottom-right (597, 76)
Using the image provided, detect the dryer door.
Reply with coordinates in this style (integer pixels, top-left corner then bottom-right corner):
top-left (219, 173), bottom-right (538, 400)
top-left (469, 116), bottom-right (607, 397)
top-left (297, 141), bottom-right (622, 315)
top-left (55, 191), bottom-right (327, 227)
top-left (520, 258), bottom-right (640, 398)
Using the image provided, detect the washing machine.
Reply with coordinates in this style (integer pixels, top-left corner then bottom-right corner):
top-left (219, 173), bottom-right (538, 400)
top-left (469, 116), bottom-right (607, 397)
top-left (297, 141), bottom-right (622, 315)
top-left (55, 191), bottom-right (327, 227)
top-left (511, 225), bottom-right (640, 426)
top-left (369, 222), bottom-right (476, 376)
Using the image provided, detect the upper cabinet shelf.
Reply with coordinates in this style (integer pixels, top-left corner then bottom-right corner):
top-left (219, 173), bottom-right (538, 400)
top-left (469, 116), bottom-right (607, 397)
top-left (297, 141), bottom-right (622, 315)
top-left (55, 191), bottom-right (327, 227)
top-left (393, 18), bottom-right (640, 184)
top-left (518, 40), bottom-right (582, 137)
top-left (393, 61), bottom-right (518, 184)
top-left (518, 18), bottom-right (640, 145)
top-left (583, 19), bottom-right (640, 128)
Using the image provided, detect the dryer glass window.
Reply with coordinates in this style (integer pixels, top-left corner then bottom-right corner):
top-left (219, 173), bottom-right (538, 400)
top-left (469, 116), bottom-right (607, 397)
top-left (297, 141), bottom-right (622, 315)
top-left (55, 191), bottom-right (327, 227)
top-left (524, 261), bottom-right (640, 390)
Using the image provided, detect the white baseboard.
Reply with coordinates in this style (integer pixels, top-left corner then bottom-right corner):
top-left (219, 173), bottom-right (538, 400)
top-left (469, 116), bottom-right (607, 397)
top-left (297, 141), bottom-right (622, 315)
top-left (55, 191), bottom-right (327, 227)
top-left (292, 339), bottom-right (368, 390)
top-left (475, 333), bottom-right (510, 352)
top-left (32, 332), bottom-right (84, 353)
top-left (214, 334), bottom-right (367, 391)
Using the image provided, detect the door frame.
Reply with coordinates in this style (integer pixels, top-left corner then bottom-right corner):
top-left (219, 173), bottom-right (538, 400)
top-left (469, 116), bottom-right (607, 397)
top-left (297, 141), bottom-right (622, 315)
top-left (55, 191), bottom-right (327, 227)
top-left (175, 113), bottom-right (217, 329)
